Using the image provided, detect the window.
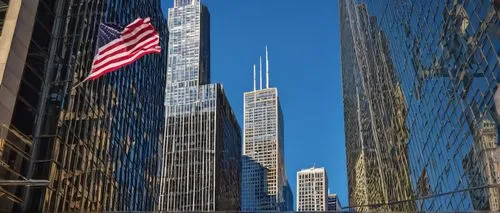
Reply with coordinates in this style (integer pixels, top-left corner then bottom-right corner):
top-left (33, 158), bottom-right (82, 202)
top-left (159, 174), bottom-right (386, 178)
top-left (0, 0), bottom-right (8, 36)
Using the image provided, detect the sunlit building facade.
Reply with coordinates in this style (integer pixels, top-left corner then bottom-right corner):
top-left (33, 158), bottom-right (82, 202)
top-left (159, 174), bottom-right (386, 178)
top-left (242, 87), bottom-right (289, 211)
top-left (296, 167), bottom-right (328, 211)
top-left (340, 0), bottom-right (500, 211)
top-left (0, 0), bottom-right (168, 212)
top-left (159, 0), bottom-right (242, 211)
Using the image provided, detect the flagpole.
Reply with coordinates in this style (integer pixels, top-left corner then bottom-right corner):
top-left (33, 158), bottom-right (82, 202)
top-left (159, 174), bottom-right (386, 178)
top-left (71, 76), bottom-right (90, 90)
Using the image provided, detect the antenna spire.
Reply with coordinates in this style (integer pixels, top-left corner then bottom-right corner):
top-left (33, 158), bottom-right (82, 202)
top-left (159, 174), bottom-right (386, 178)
top-left (259, 56), bottom-right (263, 90)
top-left (266, 46), bottom-right (269, 88)
top-left (253, 64), bottom-right (256, 91)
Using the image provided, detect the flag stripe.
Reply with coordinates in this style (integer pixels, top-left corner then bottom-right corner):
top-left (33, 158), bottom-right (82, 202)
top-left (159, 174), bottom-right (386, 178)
top-left (93, 38), bottom-right (160, 71)
top-left (91, 41), bottom-right (160, 75)
top-left (94, 29), bottom-right (157, 63)
top-left (122, 17), bottom-right (150, 35)
top-left (88, 48), bottom-right (161, 80)
top-left (85, 17), bottom-right (161, 81)
top-left (96, 20), bottom-right (146, 52)
top-left (98, 23), bottom-right (154, 53)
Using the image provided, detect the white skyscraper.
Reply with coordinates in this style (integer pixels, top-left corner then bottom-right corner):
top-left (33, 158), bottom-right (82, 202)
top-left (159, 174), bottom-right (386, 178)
top-left (241, 48), bottom-right (292, 211)
top-left (297, 167), bottom-right (328, 211)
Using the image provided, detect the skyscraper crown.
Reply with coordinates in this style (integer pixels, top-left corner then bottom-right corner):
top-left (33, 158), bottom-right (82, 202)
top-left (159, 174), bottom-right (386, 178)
top-left (174, 0), bottom-right (199, 7)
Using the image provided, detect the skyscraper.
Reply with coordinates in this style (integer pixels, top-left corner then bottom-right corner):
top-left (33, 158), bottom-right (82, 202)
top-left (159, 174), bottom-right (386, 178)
top-left (241, 50), bottom-right (290, 211)
top-left (296, 167), bottom-right (328, 211)
top-left (339, 0), bottom-right (415, 211)
top-left (159, 0), bottom-right (242, 211)
top-left (340, 0), bottom-right (500, 211)
top-left (0, 0), bottom-right (168, 212)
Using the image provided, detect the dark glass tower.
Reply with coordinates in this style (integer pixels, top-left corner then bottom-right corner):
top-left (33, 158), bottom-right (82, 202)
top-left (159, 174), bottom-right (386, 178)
top-left (0, 0), bottom-right (168, 212)
top-left (159, 0), bottom-right (242, 211)
top-left (340, 0), bottom-right (500, 211)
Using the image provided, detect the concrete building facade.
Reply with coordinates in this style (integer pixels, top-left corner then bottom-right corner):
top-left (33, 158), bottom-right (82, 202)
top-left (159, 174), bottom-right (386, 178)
top-left (296, 167), bottom-right (328, 211)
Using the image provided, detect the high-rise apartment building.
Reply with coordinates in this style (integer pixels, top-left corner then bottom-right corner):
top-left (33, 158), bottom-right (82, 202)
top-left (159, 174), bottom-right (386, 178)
top-left (327, 194), bottom-right (342, 211)
top-left (296, 167), bottom-right (328, 211)
top-left (340, 0), bottom-right (500, 211)
top-left (0, 0), bottom-right (168, 212)
top-left (159, 0), bottom-right (242, 211)
top-left (242, 51), bottom-right (291, 211)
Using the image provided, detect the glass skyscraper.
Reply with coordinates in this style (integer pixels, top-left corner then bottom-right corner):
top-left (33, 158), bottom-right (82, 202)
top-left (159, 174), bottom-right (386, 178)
top-left (0, 0), bottom-right (168, 212)
top-left (340, 0), bottom-right (500, 211)
top-left (159, 0), bottom-right (242, 211)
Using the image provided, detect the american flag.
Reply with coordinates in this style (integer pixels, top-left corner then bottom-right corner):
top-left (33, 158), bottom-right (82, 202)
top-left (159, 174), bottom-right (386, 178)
top-left (86, 17), bottom-right (161, 80)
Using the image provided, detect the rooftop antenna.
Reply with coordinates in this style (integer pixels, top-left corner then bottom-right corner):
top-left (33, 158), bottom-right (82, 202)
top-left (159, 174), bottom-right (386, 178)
top-left (259, 56), bottom-right (263, 90)
top-left (266, 46), bottom-right (269, 88)
top-left (253, 64), bottom-right (256, 91)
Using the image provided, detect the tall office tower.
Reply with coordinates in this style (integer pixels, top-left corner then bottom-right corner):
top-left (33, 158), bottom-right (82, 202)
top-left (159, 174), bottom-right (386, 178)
top-left (0, 0), bottom-right (168, 212)
top-left (242, 53), bottom-right (290, 211)
top-left (339, 0), bottom-right (415, 211)
top-left (160, 0), bottom-right (242, 211)
top-left (327, 194), bottom-right (342, 211)
top-left (296, 167), bottom-right (328, 211)
top-left (340, 0), bottom-right (500, 211)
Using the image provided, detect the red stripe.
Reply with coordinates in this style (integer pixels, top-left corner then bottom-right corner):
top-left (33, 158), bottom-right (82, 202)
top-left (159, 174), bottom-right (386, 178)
top-left (121, 18), bottom-right (145, 35)
top-left (88, 48), bottom-right (161, 80)
top-left (91, 43), bottom-right (160, 75)
top-left (121, 18), bottom-right (151, 35)
top-left (92, 37), bottom-right (159, 71)
top-left (99, 24), bottom-right (155, 54)
top-left (93, 32), bottom-right (158, 65)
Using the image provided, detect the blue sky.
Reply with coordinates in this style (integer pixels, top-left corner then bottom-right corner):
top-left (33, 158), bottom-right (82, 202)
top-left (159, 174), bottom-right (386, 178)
top-left (161, 0), bottom-right (347, 206)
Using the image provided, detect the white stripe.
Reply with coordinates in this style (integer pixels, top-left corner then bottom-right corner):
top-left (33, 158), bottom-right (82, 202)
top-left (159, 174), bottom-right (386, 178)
top-left (127, 18), bottom-right (143, 27)
top-left (97, 22), bottom-right (151, 52)
top-left (88, 46), bottom-right (160, 79)
top-left (93, 35), bottom-right (159, 69)
top-left (91, 42), bottom-right (160, 75)
top-left (94, 29), bottom-right (157, 62)
top-left (122, 22), bottom-right (153, 40)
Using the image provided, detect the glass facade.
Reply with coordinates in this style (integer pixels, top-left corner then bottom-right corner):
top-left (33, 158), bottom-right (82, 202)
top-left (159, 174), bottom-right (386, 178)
top-left (159, 0), bottom-right (242, 211)
top-left (340, 0), bottom-right (500, 211)
top-left (1, 0), bottom-right (168, 212)
top-left (327, 194), bottom-right (342, 211)
top-left (242, 88), bottom-right (290, 211)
